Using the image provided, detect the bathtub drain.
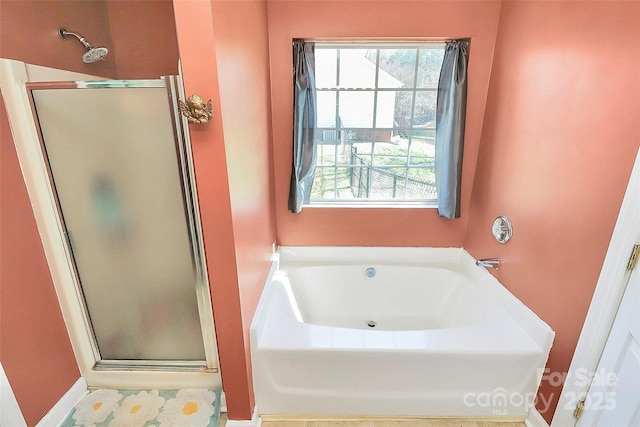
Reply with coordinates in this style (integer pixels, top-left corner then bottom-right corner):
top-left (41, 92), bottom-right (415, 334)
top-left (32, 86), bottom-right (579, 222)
top-left (367, 320), bottom-right (377, 328)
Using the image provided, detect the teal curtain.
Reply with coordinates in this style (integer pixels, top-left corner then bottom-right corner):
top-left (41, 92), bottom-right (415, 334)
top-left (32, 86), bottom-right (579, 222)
top-left (435, 39), bottom-right (470, 219)
top-left (288, 40), bottom-right (317, 213)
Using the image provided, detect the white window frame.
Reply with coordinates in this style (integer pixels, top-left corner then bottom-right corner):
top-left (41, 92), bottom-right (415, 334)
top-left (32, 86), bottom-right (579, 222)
top-left (309, 42), bottom-right (445, 208)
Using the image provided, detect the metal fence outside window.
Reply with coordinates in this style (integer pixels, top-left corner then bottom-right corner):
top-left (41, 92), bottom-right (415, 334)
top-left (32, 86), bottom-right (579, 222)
top-left (349, 146), bottom-right (436, 200)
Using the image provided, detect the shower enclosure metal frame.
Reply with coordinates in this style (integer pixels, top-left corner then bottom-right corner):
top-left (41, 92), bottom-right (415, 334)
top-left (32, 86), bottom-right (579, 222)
top-left (0, 59), bottom-right (221, 389)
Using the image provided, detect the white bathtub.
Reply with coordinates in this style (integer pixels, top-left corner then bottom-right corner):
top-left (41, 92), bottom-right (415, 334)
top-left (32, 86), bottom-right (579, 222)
top-left (250, 247), bottom-right (554, 419)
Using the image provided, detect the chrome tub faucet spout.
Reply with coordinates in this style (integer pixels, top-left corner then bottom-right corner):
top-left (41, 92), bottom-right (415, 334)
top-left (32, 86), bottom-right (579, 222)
top-left (476, 258), bottom-right (501, 269)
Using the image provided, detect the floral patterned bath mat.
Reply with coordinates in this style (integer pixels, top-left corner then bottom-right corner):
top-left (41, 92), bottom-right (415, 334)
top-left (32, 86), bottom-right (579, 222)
top-left (60, 388), bottom-right (221, 427)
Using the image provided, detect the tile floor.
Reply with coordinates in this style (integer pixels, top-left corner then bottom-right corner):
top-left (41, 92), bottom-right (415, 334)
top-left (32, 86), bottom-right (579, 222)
top-left (228, 418), bottom-right (526, 427)
top-left (260, 422), bottom-right (526, 427)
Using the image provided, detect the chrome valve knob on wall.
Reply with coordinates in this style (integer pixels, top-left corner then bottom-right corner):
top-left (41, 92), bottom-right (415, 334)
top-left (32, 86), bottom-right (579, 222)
top-left (492, 215), bottom-right (512, 244)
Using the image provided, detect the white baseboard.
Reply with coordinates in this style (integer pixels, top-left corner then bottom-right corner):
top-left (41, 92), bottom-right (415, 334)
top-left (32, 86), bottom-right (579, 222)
top-left (225, 406), bottom-right (261, 427)
top-left (525, 408), bottom-right (550, 427)
top-left (1, 363), bottom-right (27, 427)
top-left (221, 390), bottom-right (227, 413)
top-left (36, 377), bottom-right (88, 427)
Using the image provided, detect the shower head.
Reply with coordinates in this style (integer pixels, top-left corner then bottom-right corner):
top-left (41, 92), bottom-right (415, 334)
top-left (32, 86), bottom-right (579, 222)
top-left (59, 28), bottom-right (108, 63)
top-left (81, 47), bottom-right (109, 64)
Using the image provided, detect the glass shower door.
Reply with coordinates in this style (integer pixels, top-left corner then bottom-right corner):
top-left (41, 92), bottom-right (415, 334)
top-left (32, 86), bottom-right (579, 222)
top-left (27, 78), bottom-right (214, 369)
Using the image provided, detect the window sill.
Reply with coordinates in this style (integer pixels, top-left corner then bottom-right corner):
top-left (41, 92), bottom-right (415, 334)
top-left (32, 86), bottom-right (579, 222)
top-left (305, 201), bottom-right (438, 209)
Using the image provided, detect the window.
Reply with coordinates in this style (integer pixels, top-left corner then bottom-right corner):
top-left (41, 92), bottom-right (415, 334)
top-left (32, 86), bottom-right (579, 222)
top-left (311, 43), bottom-right (445, 205)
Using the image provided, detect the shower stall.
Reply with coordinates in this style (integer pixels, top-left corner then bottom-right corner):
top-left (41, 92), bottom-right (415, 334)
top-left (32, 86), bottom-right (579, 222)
top-left (0, 58), bottom-right (220, 389)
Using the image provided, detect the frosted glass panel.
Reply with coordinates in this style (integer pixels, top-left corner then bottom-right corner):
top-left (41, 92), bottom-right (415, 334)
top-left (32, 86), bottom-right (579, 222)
top-left (31, 84), bottom-right (205, 361)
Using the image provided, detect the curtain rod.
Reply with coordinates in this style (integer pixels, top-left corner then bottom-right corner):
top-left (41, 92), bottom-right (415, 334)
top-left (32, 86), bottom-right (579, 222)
top-left (312, 41), bottom-right (448, 48)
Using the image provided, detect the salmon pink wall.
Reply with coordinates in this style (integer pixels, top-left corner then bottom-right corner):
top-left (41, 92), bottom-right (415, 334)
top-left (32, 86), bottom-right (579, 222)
top-left (0, 1), bottom-right (188, 422)
top-left (0, 1), bottom-right (114, 423)
top-left (211, 0), bottom-right (277, 414)
top-left (0, 99), bottom-right (81, 427)
top-left (267, 0), bottom-right (501, 246)
top-left (0, 0), bottom-right (116, 77)
top-left (464, 1), bottom-right (640, 423)
top-left (106, 0), bottom-right (180, 79)
top-left (173, 0), bottom-right (261, 420)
